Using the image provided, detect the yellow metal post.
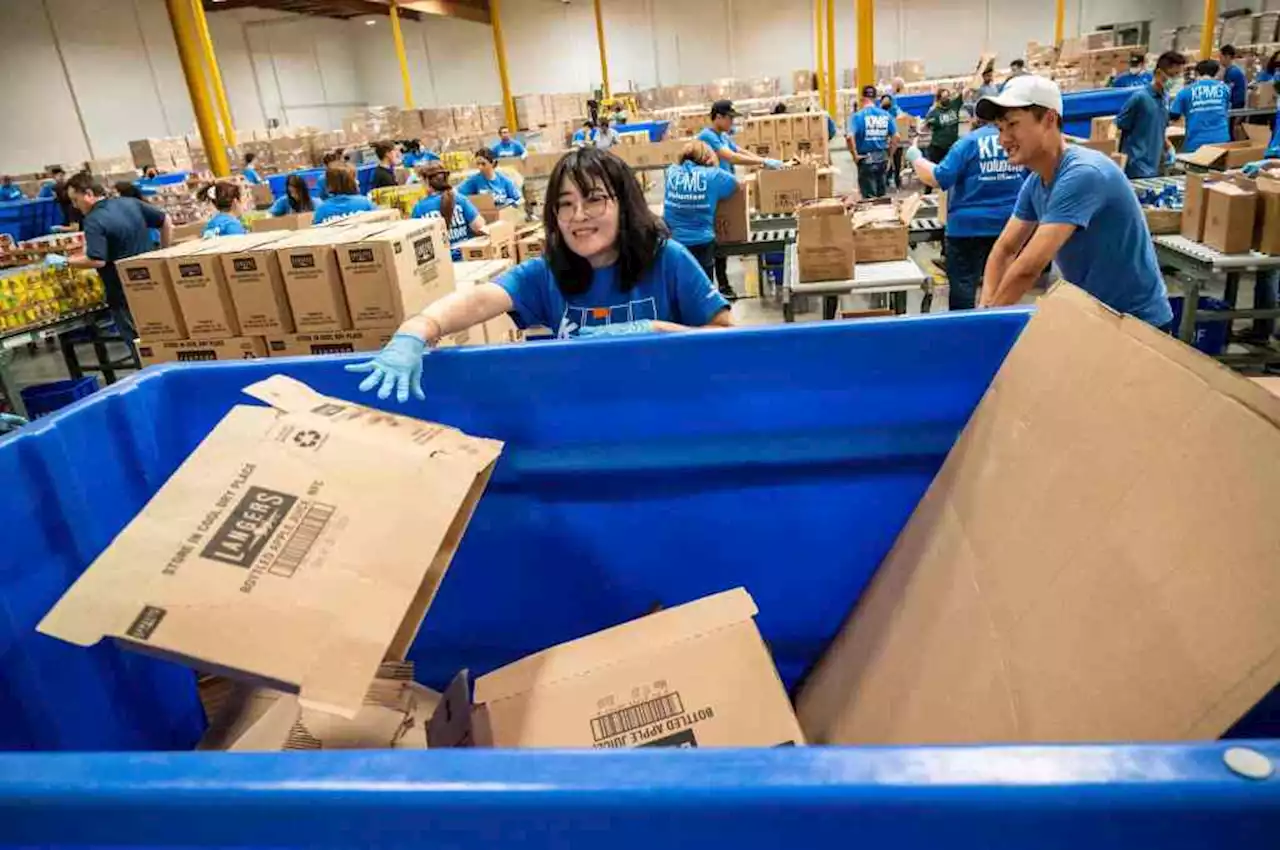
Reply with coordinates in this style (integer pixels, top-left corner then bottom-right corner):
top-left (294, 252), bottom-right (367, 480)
top-left (826, 0), bottom-right (836, 123)
top-left (490, 0), bottom-right (517, 131)
top-left (165, 0), bottom-right (228, 177)
top-left (856, 0), bottom-right (874, 92)
top-left (814, 0), bottom-right (826, 112)
top-left (593, 0), bottom-right (611, 99)
top-left (389, 1), bottom-right (415, 109)
top-left (1201, 0), bottom-right (1218, 58)
top-left (1054, 0), bottom-right (1065, 47)
top-left (190, 0), bottom-right (236, 148)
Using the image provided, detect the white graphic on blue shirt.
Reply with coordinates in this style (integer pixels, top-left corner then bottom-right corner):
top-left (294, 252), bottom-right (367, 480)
top-left (974, 133), bottom-right (1023, 182)
top-left (559, 298), bottom-right (659, 337)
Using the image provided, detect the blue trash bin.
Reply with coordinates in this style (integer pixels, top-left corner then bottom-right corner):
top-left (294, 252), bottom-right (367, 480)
top-left (1168, 295), bottom-right (1231, 355)
top-left (18, 378), bottom-right (97, 419)
top-left (1, 313), bottom-right (1277, 848)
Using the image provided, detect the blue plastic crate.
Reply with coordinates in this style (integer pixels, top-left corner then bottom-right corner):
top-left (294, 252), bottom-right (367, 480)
top-left (1, 312), bottom-right (1277, 848)
top-left (1169, 295), bottom-right (1231, 355)
top-left (17, 377), bottom-right (97, 419)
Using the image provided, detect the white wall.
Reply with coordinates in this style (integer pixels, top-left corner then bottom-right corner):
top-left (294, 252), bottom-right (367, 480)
top-left (0, 0), bottom-right (1227, 174)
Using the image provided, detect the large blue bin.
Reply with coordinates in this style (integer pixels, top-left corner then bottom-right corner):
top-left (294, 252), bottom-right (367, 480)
top-left (1, 313), bottom-right (1278, 848)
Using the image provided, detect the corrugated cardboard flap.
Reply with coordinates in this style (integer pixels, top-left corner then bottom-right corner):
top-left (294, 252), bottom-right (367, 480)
top-left (1178, 147), bottom-right (1225, 168)
top-left (474, 588), bottom-right (758, 705)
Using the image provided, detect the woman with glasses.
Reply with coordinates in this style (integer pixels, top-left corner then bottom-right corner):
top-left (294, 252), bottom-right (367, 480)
top-left (456, 148), bottom-right (522, 208)
top-left (348, 148), bottom-right (734, 403)
top-left (411, 162), bottom-right (487, 261)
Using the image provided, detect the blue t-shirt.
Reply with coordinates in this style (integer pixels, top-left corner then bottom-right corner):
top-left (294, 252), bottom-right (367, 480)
top-left (411, 193), bottom-right (481, 261)
top-left (572, 128), bottom-right (596, 145)
top-left (1111, 70), bottom-right (1153, 88)
top-left (491, 139), bottom-right (527, 158)
top-left (497, 240), bottom-right (729, 337)
top-left (269, 196), bottom-right (312, 216)
top-left (403, 151), bottom-right (439, 168)
top-left (1268, 110), bottom-right (1280, 158)
top-left (38, 182), bottom-right (57, 199)
top-left (1114, 84), bottom-right (1169, 179)
top-left (1013, 146), bottom-right (1171, 327)
top-left (697, 127), bottom-right (739, 174)
top-left (312, 193), bottom-right (376, 225)
top-left (1171, 78), bottom-right (1231, 153)
top-left (932, 126), bottom-right (1028, 238)
top-left (83, 197), bottom-right (167, 308)
top-left (0, 185), bottom-right (24, 202)
top-left (314, 174), bottom-right (328, 200)
top-left (662, 161), bottom-right (739, 247)
top-left (202, 213), bottom-right (246, 238)
top-left (243, 168), bottom-right (262, 185)
top-left (457, 172), bottom-right (522, 207)
top-left (1224, 63), bottom-right (1248, 108)
top-left (848, 107), bottom-right (897, 157)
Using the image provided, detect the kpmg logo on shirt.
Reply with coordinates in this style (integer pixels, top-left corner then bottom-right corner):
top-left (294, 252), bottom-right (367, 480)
top-left (976, 134), bottom-right (1024, 180)
top-left (347, 248), bottom-right (375, 264)
top-left (232, 258), bottom-right (257, 273)
top-left (864, 114), bottom-right (891, 140)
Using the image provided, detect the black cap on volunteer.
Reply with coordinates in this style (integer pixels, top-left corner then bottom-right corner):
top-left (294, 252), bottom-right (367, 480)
top-left (710, 99), bottom-right (739, 119)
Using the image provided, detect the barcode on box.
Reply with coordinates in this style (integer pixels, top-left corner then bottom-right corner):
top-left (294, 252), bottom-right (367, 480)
top-left (269, 502), bottom-right (335, 577)
top-left (591, 692), bottom-right (684, 742)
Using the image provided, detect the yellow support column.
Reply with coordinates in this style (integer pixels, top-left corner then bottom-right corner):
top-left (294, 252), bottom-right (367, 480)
top-left (190, 0), bottom-right (236, 148)
top-left (826, 0), bottom-right (836, 125)
top-left (593, 0), bottom-right (611, 99)
top-left (1054, 0), bottom-right (1065, 47)
top-left (389, 1), bottom-right (415, 109)
top-left (856, 0), bottom-right (874, 92)
top-left (165, 0), bottom-right (228, 177)
top-left (490, 0), bottom-right (517, 131)
top-left (814, 0), bottom-right (826, 112)
top-left (1201, 0), bottom-right (1218, 58)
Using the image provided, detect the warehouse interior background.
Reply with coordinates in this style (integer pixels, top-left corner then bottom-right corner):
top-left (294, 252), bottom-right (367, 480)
top-left (0, 0), bottom-right (1260, 174)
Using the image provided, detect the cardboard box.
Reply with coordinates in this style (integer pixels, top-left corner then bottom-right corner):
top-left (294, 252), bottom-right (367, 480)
top-left (1249, 80), bottom-right (1277, 111)
top-left (523, 151), bottom-right (565, 179)
top-left (1142, 207), bottom-right (1181, 236)
top-left (38, 375), bottom-right (503, 720)
top-left (459, 220), bottom-right (515, 262)
top-left (755, 165), bottom-right (818, 214)
top-left (1181, 172), bottom-right (1214, 241)
top-left (219, 233), bottom-right (294, 334)
top-left (315, 209), bottom-right (402, 228)
top-left (169, 237), bottom-right (286, 340)
top-left (250, 213), bottom-right (313, 233)
top-left (137, 335), bottom-right (267, 366)
top-left (274, 229), bottom-right (355, 331)
top-left (428, 588), bottom-right (804, 749)
top-left (1255, 174), bottom-right (1280, 255)
top-left (1203, 182), bottom-right (1258, 254)
top-left (172, 220), bottom-right (207, 244)
top-left (335, 219), bottom-right (454, 330)
top-left (796, 284), bottom-right (1280, 745)
top-left (454, 259), bottom-right (523, 345)
top-left (714, 183), bottom-right (750, 245)
top-left (115, 242), bottom-right (203, 341)
top-left (1178, 138), bottom-right (1269, 170)
top-left (516, 231), bottom-right (545, 263)
top-left (615, 140), bottom-right (685, 169)
top-left (467, 192), bottom-right (500, 224)
top-left (817, 167), bottom-right (835, 198)
top-left (797, 199), bottom-right (855, 282)
top-left (264, 328), bottom-right (395, 357)
top-left (851, 196), bottom-right (919, 263)
top-left (1090, 116), bottom-right (1117, 141)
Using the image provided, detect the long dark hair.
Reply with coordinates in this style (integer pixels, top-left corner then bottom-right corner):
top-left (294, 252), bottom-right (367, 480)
top-left (543, 148), bottom-right (667, 296)
top-left (1268, 51), bottom-right (1280, 76)
top-left (284, 174), bottom-right (313, 212)
top-left (422, 163), bottom-right (455, 226)
top-left (201, 180), bottom-right (242, 213)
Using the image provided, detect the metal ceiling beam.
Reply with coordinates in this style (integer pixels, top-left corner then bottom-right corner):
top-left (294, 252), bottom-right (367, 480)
top-left (202, 0), bottom-right (424, 21)
top-left (398, 0), bottom-right (490, 24)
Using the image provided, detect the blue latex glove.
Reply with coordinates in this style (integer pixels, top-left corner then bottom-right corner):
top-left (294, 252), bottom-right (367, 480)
top-left (0, 413), bottom-right (27, 433)
top-left (1243, 160), bottom-right (1267, 177)
top-left (763, 158), bottom-right (784, 170)
top-left (905, 145), bottom-right (923, 164)
top-left (576, 320), bottom-right (655, 338)
top-left (344, 333), bottom-right (427, 403)
top-left (43, 253), bottom-right (68, 268)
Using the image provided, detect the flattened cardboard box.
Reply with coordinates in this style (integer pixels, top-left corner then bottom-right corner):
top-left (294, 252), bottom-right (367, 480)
top-left (429, 588), bottom-right (804, 749)
top-left (139, 335), bottom-right (267, 366)
top-left (38, 375), bottom-right (503, 719)
top-left (797, 284), bottom-right (1280, 745)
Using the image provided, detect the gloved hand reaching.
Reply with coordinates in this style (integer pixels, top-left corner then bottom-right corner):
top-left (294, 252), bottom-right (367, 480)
top-left (576, 320), bottom-right (655, 338)
top-left (0, 412), bottom-right (27, 433)
top-left (905, 145), bottom-right (923, 164)
top-left (344, 333), bottom-right (427, 403)
top-left (1242, 160), bottom-right (1272, 177)
top-left (763, 159), bottom-right (784, 170)
top-left (43, 254), bottom-right (68, 268)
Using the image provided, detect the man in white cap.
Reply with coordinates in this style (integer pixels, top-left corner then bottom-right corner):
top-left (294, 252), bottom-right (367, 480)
top-left (976, 74), bottom-right (1173, 329)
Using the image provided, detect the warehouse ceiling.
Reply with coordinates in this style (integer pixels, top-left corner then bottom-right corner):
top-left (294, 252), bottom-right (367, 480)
top-left (203, 0), bottom-right (491, 24)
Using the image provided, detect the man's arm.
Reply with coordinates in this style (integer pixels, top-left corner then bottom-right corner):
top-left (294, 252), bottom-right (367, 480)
top-left (158, 214), bottom-right (173, 248)
top-left (1114, 92), bottom-right (1139, 133)
top-left (984, 222), bottom-right (1075, 307)
top-left (911, 157), bottom-right (939, 188)
top-left (717, 145), bottom-right (770, 168)
top-left (981, 216), bottom-right (1037, 307)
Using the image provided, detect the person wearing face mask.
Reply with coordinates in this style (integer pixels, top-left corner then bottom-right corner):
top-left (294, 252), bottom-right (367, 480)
top-left (457, 148), bottom-right (523, 208)
top-left (1114, 51), bottom-right (1186, 178)
top-left (975, 75), bottom-right (1172, 329)
top-left (411, 161), bottom-right (488, 261)
top-left (348, 148), bottom-right (733, 402)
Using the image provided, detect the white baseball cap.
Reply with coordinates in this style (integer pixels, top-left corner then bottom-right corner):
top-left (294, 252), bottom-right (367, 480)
top-left (975, 75), bottom-right (1064, 121)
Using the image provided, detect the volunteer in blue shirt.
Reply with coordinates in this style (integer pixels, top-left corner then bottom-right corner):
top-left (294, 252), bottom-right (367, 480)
top-left (242, 153), bottom-right (262, 185)
top-left (1115, 50), bottom-right (1187, 178)
top-left (1257, 51), bottom-right (1280, 84)
top-left (976, 75), bottom-right (1172, 329)
top-left (847, 85), bottom-right (898, 199)
top-left (457, 148), bottom-right (522, 208)
top-left (572, 120), bottom-right (597, 147)
top-left (0, 176), bottom-right (25, 202)
top-left (1220, 45), bottom-right (1248, 110)
top-left (312, 164), bottom-right (376, 225)
top-left (402, 141), bottom-right (439, 168)
top-left (37, 167), bottom-right (65, 200)
top-left (907, 119), bottom-right (1028, 310)
top-left (662, 139), bottom-right (740, 283)
top-left (348, 148), bottom-right (733, 402)
top-left (411, 161), bottom-right (488, 261)
top-left (200, 181), bottom-right (248, 238)
top-left (491, 127), bottom-right (527, 159)
top-left (1171, 60), bottom-right (1231, 153)
top-left (1110, 54), bottom-right (1154, 88)
top-left (269, 174), bottom-right (314, 217)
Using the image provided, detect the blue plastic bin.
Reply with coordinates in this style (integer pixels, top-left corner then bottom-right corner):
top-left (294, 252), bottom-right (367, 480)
top-left (1168, 295), bottom-right (1231, 355)
top-left (1, 313), bottom-right (1278, 848)
top-left (0, 198), bottom-right (63, 242)
top-left (17, 378), bottom-right (97, 419)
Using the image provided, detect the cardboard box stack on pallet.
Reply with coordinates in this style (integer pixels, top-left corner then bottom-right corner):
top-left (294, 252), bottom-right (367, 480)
top-left (737, 113), bottom-right (831, 164)
top-left (1181, 166), bottom-right (1280, 256)
top-left (118, 215), bottom-right (520, 367)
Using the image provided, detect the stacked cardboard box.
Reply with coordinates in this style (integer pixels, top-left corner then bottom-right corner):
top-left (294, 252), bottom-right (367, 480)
top-left (1080, 48), bottom-right (1132, 87)
top-left (797, 199), bottom-right (855, 282)
top-left (129, 137), bottom-right (193, 172)
top-left (1221, 15), bottom-right (1257, 47)
top-left (1181, 168), bottom-right (1280, 255)
top-left (850, 195), bottom-right (920, 263)
top-left (737, 114), bottom-right (831, 163)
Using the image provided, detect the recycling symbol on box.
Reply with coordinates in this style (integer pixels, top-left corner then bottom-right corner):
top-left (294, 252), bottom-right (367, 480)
top-left (292, 429), bottom-right (322, 448)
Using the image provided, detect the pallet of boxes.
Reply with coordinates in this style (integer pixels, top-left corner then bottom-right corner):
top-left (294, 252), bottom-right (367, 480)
top-left (119, 211), bottom-right (524, 368)
top-left (737, 113), bottom-right (831, 164)
top-left (1180, 165), bottom-right (1280, 257)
